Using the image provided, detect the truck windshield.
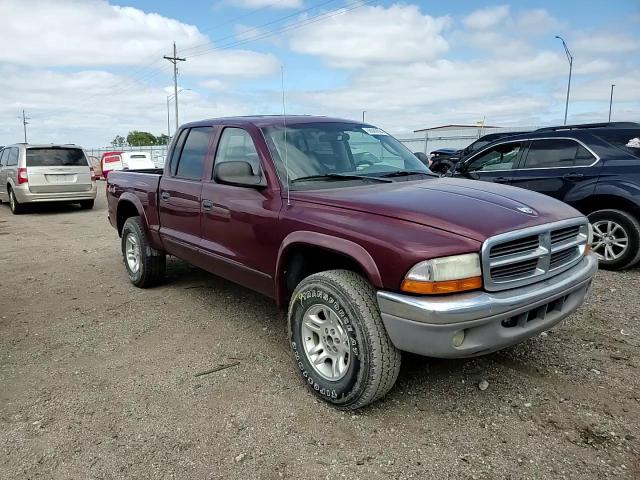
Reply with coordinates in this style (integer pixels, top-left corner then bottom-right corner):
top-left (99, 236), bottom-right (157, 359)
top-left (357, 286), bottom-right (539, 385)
top-left (262, 122), bottom-right (433, 188)
top-left (26, 148), bottom-right (87, 167)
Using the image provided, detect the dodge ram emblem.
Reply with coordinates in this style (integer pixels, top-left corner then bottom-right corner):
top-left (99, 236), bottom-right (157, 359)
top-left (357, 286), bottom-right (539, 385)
top-left (517, 206), bottom-right (536, 215)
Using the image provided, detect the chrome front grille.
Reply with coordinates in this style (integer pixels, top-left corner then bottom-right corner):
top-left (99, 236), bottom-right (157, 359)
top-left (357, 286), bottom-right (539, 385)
top-left (482, 218), bottom-right (589, 291)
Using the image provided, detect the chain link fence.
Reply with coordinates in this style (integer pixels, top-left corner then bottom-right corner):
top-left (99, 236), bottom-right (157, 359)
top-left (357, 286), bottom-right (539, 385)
top-left (84, 126), bottom-right (539, 169)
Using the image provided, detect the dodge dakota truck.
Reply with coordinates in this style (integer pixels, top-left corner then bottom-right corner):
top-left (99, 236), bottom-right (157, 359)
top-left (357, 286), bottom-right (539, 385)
top-left (107, 116), bottom-right (598, 410)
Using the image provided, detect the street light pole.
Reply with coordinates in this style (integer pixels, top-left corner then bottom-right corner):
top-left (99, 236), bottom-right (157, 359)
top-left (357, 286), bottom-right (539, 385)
top-left (608, 84), bottom-right (615, 122)
top-left (166, 88), bottom-right (191, 136)
top-left (362, 111), bottom-right (366, 122)
top-left (555, 36), bottom-right (573, 125)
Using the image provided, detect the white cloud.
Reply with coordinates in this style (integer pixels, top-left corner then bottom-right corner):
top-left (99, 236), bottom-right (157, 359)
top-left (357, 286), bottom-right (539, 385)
top-left (182, 50), bottom-right (279, 77)
top-left (515, 9), bottom-right (562, 35)
top-left (462, 5), bottom-right (510, 30)
top-left (225, 0), bottom-right (302, 9)
top-left (573, 32), bottom-right (640, 56)
top-left (289, 5), bottom-right (450, 68)
top-left (0, 0), bottom-right (208, 67)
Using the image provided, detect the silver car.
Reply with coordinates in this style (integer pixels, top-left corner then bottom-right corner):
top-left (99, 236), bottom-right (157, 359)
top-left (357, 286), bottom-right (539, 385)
top-left (0, 143), bottom-right (97, 214)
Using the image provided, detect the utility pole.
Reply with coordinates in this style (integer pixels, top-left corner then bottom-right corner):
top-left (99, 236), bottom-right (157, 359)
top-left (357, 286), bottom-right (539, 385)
top-left (163, 42), bottom-right (186, 134)
top-left (608, 84), bottom-right (615, 122)
top-left (21, 110), bottom-right (30, 143)
top-left (555, 36), bottom-right (573, 125)
top-left (362, 111), bottom-right (366, 122)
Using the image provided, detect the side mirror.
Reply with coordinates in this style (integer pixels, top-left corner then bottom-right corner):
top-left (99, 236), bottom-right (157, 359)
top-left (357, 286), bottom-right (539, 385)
top-left (214, 161), bottom-right (266, 187)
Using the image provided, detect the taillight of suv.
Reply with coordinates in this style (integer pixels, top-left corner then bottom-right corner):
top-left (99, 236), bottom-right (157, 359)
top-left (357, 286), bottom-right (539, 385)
top-left (17, 167), bottom-right (28, 184)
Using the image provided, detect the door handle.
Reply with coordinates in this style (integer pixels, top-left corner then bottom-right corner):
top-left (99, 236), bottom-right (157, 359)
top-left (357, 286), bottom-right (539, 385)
top-left (160, 191), bottom-right (170, 201)
top-left (202, 199), bottom-right (213, 211)
top-left (563, 173), bottom-right (584, 181)
top-left (494, 177), bottom-right (511, 183)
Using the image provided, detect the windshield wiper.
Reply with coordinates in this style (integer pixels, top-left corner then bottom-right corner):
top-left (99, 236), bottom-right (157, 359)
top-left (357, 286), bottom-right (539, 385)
top-left (291, 173), bottom-right (391, 184)
top-left (376, 170), bottom-right (436, 178)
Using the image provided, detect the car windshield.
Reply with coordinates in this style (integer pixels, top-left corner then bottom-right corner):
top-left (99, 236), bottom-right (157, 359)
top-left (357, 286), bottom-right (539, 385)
top-left (261, 122), bottom-right (433, 188)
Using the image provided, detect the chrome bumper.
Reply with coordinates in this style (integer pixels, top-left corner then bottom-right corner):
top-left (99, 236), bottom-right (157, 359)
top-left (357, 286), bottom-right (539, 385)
top-left (377, 253), bottom-right (598, 358)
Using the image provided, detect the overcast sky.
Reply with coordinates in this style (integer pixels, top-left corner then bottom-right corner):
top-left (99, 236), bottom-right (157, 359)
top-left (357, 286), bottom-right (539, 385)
top-left (0, 0), bottom-right (638, 147)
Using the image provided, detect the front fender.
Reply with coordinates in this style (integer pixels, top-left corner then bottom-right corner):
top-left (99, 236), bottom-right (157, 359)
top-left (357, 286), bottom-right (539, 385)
top-left (275, 230), bottom-right (382, 307)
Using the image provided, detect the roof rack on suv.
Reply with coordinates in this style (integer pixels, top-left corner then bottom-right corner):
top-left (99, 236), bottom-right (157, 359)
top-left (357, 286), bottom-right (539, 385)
top-left (536, 122), bottom-right (640, 132)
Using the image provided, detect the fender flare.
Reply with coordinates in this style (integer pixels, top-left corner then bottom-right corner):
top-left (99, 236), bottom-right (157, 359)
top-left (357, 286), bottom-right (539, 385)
top-left (116, 192), bottom-right (150, 236)
top-left (275, 231), bottom-right (383, 307)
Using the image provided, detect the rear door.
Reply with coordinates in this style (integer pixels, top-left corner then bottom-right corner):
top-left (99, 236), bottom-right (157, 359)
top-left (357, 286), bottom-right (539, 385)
top-left (25, 147), bottom-right (92, 193)
top-left (456, 140), bottom-right (526, 184)
top-left (158, 126), bottom-right (213, 261)
top-left (508, 138), bottom-right (601, 203)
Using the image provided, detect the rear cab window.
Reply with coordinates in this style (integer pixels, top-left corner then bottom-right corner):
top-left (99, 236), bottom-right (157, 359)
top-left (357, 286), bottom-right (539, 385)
top-left (26, 148), bottom-right (88, 167)
top-left (174, 127), bottom-right (213, 179)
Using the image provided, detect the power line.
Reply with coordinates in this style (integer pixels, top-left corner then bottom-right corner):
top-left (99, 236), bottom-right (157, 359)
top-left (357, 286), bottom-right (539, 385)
top-left (180, 0), bottom-right (341, 56)
top-left (186, 0), bottom-right (376, 60)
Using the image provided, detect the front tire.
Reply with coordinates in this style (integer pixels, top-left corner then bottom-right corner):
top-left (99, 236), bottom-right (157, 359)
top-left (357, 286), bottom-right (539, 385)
top-left (9, 188), bottom-right (24, 214)
top-left (588, 209), bottom-right (640, 270)
top-left (288, 270), bottom-right (401, 410)
top-left (121, 216), bottom-right (166, 287)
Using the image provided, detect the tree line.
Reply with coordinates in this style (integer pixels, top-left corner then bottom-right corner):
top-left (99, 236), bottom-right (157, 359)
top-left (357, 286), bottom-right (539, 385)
top-left (111, 131), bottom-right (171, 147)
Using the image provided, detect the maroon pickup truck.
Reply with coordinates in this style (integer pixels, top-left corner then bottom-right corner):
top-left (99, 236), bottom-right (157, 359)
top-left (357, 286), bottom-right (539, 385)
top-left (107, 116), bottom-right (598, 409)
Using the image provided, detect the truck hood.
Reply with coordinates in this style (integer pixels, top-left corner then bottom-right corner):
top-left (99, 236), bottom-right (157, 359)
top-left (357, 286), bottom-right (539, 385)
top-left (291, 177), bottom-right (583, 242)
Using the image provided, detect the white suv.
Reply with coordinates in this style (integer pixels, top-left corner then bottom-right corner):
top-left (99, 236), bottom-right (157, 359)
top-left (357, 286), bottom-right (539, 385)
top-left (0, 144), bottom-right (97, 214)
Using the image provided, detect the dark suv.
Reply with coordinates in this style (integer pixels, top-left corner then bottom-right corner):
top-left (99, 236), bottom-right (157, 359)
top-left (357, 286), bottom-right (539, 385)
top-left (429, 130), bottom-right (530, 175)
top-left (450, 122), bottom-right (640, 270)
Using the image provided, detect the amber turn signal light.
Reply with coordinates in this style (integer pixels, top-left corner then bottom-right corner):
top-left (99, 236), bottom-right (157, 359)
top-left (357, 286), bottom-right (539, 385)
top-left (401, 276), bottom-right (483, 295)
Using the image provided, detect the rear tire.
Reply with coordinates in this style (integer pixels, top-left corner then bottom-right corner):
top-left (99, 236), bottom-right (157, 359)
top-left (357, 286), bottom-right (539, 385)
top-left (588, 209), bottom-right (640, 270)
top-left (121, 216), bottom-right (166, 287)
top-left (8, 188), bottom-right (24, 215)
top-left (80, 200), bottom-right (95, 210)
top-left (288, 270), bottom-right (401, 410)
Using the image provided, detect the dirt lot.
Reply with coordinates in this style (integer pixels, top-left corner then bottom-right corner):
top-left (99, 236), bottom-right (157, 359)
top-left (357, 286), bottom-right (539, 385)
top-left (0, 186), bottom-right (639, 479)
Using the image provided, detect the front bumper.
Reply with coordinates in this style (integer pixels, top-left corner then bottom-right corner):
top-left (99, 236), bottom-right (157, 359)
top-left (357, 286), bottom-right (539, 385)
top-left (377, 253), bottom-right (598, 358)
top-left (13, 184), bottom-right (97, 203)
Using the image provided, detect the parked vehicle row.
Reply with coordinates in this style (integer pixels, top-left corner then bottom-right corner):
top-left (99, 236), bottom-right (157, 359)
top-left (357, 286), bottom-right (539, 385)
top-left (106, 115), bottom-right (597, 410)
top-left (447, 122), bottom-right (640, 270)
top-left (100, 151), bottom-right (155, 178)
top-left (0, 143), bottom-right (97, 214)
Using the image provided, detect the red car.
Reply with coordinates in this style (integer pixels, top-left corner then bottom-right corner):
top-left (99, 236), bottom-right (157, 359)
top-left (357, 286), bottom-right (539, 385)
top-left (106, 116), bottom-right (597, 409)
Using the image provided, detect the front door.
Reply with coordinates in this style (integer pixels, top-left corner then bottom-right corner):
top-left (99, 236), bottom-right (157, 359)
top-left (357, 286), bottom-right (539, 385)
top-left (200, 126), bottom-right (282, 297)
top-left (158, 126), bottom-right (214, 262)
top-left (456, 140), bottom-right (527, 185)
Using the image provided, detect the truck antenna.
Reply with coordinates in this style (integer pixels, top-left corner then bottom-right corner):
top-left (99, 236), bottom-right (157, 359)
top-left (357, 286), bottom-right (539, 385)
top-left (281, 65), bottom-right (290, 206)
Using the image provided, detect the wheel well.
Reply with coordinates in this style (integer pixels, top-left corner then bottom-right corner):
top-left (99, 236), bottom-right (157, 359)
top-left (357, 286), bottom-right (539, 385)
top-left (280, 244), bottom-right (367, 305)
top-left (574, 195), bottom-right (640, 220)
top-left (116, 201), bottom-right (139, 236)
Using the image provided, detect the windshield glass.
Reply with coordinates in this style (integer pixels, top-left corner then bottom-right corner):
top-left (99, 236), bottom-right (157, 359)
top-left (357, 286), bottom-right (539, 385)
top-left (261, 122), bottom-right (432, 187)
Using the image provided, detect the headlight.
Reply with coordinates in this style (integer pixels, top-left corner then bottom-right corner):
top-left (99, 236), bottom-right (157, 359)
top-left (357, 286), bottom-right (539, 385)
top-left (401, 253), bottom-right (482, 294)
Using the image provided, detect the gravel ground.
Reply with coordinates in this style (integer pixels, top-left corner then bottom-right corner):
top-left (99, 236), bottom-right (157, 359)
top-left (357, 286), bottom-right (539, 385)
top-left (1, 186), bottom-right (639, 480)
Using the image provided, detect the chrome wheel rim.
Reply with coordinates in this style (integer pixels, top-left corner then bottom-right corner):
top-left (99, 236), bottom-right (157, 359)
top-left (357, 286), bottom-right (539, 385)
top-left (125, 234), bottom-right (141, 274)
top-left (301, 304), bottom-right (351, 381)
top-left (592, 220), bottom-right (628, 261)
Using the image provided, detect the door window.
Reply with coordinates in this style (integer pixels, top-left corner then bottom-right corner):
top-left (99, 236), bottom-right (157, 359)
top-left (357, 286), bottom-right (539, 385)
top-left (214, 128), bottom-right (261, 175)
top-left (522, 139), bottom-right (595, 169)
top-left (175, 127), bottom-right (213, 179)
top-left (6, 148), bottom-right (18, 166)
top-left (466, 142), bottom-right (523, 172)
top-left (168, 129), bottom-right (188, 176)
